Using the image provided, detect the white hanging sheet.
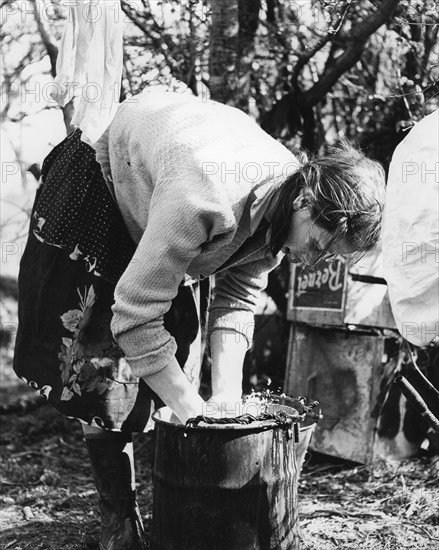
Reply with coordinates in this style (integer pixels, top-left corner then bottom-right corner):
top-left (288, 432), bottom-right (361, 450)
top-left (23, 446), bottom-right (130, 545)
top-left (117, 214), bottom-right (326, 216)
top-left (51, 0), bottom-right (124, 145)
top-left (382, 109), bottom-right (439, 346)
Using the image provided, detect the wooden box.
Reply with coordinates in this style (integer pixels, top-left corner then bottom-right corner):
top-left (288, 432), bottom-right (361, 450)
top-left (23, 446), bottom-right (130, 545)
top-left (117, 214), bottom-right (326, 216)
top-left (284, 325), bottom-right (384, 464)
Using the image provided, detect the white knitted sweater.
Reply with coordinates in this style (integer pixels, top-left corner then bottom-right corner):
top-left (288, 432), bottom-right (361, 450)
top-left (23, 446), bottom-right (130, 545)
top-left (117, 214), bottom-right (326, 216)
top-left (94, 90), bottom-right (298, 378)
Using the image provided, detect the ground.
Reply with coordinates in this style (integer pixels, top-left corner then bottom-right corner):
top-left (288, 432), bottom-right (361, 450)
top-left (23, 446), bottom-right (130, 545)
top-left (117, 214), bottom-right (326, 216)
top-left (1, 394), bottom-right (438, 549)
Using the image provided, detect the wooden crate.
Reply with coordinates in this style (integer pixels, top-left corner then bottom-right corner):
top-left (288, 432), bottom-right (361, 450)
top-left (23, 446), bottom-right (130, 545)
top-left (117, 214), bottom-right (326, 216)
top-left (284, 325), bottom-right (384, 464)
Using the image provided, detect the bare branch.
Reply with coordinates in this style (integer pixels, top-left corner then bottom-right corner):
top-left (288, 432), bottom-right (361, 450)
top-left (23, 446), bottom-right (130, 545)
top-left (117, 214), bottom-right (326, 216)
top-left (290, 0), bottom-right (353, 86)
top-left (30, 0), bottom-right (58, 77)
top-left (1, 50), bottom-right (35, 121)
top-left (303, 0), bottom-right (401, 107)
top-left (121, 0), bottom-right (179, 77)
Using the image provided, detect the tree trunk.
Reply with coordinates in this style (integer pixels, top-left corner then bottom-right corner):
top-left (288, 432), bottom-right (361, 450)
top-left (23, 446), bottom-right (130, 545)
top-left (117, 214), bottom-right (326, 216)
top-left (236, 0), bottom-right (261, 112)
top-left (209, 0), bottom-right (239, 104)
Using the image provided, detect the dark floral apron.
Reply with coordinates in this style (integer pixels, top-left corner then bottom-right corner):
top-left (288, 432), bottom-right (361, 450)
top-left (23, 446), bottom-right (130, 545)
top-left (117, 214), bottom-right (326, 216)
top-left (13, 130), bottom-right (206, 432)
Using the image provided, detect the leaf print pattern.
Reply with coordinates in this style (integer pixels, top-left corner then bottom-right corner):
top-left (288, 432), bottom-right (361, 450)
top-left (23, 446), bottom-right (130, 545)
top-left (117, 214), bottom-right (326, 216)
top-left (69, 244), bottom-right (83, 261)
top-left (60, 310), bottom-right (83, 332)
top-left (19, 375), bottom-right (53, 401)
top-left (84, 255), bottom-right (98, 272)
top-left (59, 285), bottom-right (118, 401)
top-left (33, 215), bottom-right (46, 242)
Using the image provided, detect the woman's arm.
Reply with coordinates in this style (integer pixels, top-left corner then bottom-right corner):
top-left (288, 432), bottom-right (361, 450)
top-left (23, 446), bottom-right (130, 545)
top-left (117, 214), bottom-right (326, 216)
top-left (206, 329), bottom-right (248, 416)
top-left (206, 253), bottom-right (283, 414)
top-left (110, 170), bottom-right (235, 421)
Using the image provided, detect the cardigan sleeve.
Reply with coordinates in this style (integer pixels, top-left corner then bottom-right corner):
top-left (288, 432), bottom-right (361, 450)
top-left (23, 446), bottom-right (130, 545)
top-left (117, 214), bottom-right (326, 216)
top-left (111, 174), bottom-right (235, 378)
top-left (207, 251), bottom-right (283, 349)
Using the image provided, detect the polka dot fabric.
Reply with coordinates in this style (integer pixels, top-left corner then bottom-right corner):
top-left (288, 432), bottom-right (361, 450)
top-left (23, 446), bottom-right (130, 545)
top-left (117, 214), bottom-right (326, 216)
top-left (34, 129), bottom-right (136, 283)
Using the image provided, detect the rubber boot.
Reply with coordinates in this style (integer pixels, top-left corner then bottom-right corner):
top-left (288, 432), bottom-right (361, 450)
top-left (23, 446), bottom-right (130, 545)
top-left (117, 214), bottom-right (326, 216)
top-left (84, 432), bottom-right (150, 550)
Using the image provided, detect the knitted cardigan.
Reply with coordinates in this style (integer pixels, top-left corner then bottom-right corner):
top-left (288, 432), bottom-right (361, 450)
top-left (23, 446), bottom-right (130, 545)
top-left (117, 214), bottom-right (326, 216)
top-left (94, 90), bottom-right (298, 378)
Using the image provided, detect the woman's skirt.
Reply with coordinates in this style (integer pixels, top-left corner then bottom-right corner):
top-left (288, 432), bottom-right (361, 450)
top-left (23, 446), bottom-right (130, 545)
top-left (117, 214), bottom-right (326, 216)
top-left (13, 130), bottom-right (206, 432)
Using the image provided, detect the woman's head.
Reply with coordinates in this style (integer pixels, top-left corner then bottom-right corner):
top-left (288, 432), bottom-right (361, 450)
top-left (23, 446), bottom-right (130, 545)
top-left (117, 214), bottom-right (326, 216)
top-left (269, 142), bottom-right (386, 266)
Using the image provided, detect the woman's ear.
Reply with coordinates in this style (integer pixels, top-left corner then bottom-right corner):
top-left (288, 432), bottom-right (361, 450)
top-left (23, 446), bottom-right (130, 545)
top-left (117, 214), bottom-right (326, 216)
top-left (292, 189), bottom-right (312, 211)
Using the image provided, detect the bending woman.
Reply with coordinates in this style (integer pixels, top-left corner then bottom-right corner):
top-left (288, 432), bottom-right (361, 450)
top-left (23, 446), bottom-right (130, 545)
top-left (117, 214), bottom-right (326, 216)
top-left (14, 90), bottom-right (385, 549)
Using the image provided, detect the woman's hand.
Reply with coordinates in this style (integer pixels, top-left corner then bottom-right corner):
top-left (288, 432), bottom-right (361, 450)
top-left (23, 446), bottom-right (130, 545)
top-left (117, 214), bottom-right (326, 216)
top-left (204, 394), bottom-right (244, 418)
top-left (203, 394), bottom-right (266, 419)
top-left (142, 356), bottom-right (205, 424)
top-left (169, 395), bottom-right (245, 423)
top-left (143, 327), bottom-right (248, 424)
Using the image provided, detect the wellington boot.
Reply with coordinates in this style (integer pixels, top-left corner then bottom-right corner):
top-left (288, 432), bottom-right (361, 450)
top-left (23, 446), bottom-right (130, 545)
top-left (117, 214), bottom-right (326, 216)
top-left (84, 432), bottom-right (149, 550)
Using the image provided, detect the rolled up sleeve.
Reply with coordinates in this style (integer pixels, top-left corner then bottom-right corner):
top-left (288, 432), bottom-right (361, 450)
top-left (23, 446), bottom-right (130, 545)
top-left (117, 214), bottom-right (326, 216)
top-left (207, 252), bottom-right (283, 349)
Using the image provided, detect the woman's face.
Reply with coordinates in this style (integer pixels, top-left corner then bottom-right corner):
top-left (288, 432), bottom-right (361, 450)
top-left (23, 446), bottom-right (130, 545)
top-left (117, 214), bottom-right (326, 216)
top-left (281, 206), bottom-right (356, 267)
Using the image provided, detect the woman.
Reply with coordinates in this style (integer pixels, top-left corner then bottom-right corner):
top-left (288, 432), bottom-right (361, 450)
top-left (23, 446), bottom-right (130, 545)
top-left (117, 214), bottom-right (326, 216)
top-left (14, 90), bottom-right (385, 549)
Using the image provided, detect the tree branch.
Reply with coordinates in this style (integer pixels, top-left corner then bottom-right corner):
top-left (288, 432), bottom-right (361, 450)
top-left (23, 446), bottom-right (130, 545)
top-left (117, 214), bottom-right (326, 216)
top-left (302, 0), bottom-right (401, 107)
top-left (121, 0), bottom-right (180, 79)
top-left (290, 0), bottom-right (352, 86)
top-left (0, 50), bottom-right (35, 121)
top-left (30, 0), bottom-right (58, 77)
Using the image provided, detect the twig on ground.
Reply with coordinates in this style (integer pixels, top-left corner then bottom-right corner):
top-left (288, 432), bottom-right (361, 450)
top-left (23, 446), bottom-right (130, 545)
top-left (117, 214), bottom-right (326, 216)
top-left (300, 507), bottom-right (389, 519)
top-left (405, 521), bottom-right (439, 542)
top-left (11, 450), bottom-right (45, 458)
top-left (1, 479), bottom-right (22, 486)
top-left (301, 463), bottom-right (352, 476)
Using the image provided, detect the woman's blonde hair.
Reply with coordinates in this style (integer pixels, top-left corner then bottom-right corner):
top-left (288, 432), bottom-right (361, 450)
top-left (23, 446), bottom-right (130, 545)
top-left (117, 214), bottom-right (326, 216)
top-left (269, 142), bottom-right (386, 258)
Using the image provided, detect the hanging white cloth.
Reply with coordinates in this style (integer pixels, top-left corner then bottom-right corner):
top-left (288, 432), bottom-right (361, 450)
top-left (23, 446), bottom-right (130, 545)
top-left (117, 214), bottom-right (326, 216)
top-left (51, 0), bottom-right (124, 145)
top-left (382, 109), bottom-right (439, 347)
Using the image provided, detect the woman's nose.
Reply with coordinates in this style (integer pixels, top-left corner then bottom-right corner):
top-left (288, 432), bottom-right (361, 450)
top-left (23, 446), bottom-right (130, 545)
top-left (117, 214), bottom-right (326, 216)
top-left (321, 251), bottom-right (337, 261)
top-left (305, 249), bottom-right (336, 268)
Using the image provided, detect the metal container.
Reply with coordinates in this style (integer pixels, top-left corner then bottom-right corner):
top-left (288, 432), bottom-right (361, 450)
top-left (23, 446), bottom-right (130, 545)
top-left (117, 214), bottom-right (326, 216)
top-left (151, 405), bottom-right (305, 550)
top-left (295, 420), bottom-right (315, 471)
